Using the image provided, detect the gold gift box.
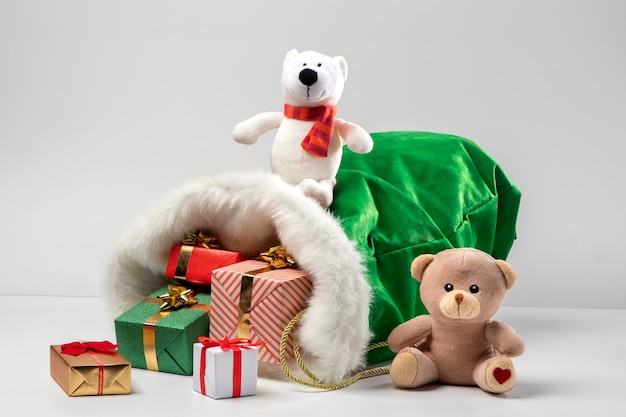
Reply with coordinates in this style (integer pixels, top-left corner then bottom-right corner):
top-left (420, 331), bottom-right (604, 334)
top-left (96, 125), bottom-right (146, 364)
top-left (50, 345), bottom-right (131, 396)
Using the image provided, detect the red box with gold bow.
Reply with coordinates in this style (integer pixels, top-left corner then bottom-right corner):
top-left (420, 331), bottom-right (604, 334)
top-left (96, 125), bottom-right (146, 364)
top-left (165, 244), bottom-right (245, 286)
top-left (209, 258), bottom-right (312, 364)
top-left (50, 341), bottom-right (131, 396)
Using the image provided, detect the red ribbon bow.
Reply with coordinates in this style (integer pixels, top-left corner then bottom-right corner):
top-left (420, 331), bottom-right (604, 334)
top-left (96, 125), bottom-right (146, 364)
top-left (198, 336), bottom-right (266, 351)
top-left (59, 341), bottom-right (119, 395)
top-left (197, 337), bottom-right (267, 397)
top-left (61, 340), bottom-right (119, 356)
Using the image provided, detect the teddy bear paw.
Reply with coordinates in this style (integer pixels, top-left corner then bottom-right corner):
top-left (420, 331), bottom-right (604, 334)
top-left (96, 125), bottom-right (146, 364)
top-left (390, 351), bottom-right (419, 388)
top-left (483, 356), bottom-right (516, 393)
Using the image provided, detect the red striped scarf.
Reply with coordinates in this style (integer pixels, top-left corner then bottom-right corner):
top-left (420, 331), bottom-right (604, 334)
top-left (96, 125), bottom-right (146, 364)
top-left (284, 103), bottom-right (337, 158)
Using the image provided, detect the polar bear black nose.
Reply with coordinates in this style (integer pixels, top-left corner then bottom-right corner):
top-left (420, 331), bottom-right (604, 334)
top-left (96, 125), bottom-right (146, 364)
top-left (299, 68), bottom-right (318, 86)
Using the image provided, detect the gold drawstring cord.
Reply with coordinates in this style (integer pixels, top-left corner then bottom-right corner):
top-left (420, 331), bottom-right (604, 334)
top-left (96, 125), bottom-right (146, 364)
top-left (279, 309), bottom-right (390, 390)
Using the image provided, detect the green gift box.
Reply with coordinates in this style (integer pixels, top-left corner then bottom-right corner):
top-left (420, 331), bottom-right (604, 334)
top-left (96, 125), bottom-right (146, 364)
top-left (114, 285), bottom-right (211, 376)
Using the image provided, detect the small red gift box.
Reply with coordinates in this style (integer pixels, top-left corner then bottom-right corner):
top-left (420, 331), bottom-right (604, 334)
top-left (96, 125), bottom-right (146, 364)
top-left (165, 243), bottom-right (244, 286)
top-left (209, 259), bottom-right (312, 364)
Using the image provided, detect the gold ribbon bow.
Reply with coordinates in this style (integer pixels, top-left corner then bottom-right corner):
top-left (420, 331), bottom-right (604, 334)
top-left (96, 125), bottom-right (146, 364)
top-left (259, 245), bottom-right (297, 269)
top-left (182, 230), bottom-right (221, 249)
top-left (156, 285), bottom-right (198, 311)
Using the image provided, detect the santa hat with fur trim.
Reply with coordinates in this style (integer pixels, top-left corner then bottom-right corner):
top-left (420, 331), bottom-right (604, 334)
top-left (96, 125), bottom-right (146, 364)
top-left (105, 169), bottom-right (372, 384)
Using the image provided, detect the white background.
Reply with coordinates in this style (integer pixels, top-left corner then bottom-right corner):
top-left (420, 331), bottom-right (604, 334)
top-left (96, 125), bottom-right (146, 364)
top-left (1, 0), bottom-right (625, 309)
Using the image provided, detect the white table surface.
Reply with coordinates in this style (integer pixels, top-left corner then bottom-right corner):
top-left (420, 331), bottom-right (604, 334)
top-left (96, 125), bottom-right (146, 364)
top-left (2, 295), bottom-right (624, 416)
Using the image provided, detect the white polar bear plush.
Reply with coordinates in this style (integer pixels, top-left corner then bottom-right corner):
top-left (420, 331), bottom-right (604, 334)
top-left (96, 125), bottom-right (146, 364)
top-left (233, 49), bottom-right (374, 207)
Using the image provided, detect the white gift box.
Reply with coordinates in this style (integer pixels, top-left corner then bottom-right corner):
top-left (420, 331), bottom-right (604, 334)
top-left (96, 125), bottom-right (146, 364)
top-left (193, 340), bottom-right (260, 399)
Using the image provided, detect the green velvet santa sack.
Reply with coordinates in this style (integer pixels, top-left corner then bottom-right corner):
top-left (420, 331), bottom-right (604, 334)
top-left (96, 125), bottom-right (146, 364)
top-left (330, 131), bottom-right (521, 365)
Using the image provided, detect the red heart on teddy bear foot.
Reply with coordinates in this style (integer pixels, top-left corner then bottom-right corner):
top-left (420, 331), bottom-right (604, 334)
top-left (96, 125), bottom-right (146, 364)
top-left (493, 367), bottom-right (511, 384)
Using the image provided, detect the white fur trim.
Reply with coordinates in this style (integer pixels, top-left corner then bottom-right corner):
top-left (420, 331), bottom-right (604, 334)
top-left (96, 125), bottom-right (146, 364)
top-left (104, 170), bottom-right (372, 383)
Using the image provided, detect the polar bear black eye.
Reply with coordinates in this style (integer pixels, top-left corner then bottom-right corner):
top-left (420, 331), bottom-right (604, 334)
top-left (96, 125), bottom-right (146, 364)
top-left (302, 63), bottom-right (307, 66)
top-left (444, 284), bottom-right (453, 292)
top-left (469, 285), bottom-right (479, 293)
top-left (317, 63), bottom-right (322, 67)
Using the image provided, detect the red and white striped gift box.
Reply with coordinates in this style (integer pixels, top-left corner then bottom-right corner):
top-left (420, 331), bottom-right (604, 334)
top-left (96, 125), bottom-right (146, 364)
top-left (209, 260), bottom-right (312, 364)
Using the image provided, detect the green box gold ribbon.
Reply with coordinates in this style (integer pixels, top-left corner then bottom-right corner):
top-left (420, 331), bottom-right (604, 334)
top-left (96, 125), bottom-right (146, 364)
top-left (114, 285), bottom-right (211, 376)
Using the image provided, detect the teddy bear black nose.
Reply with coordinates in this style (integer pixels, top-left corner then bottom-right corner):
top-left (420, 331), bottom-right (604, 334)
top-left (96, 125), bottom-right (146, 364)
top-left (299, 68), bottom-right (318, 86)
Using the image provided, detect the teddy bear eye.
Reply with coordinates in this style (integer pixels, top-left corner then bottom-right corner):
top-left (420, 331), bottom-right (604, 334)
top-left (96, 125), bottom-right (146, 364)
top-left (469, 284), bottom-right (479, 294)
top-left (444, 283), bottom-right (454, 292)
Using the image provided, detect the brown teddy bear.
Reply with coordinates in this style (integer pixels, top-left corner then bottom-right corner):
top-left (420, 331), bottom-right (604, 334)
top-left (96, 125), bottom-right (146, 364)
top-left (388, 248), bottom-right (524, 393)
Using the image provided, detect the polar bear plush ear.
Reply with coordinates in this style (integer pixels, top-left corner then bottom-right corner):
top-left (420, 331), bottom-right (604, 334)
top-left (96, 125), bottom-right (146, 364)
top-left (284, 48), bottom-right (299, 66)
top-left (334, 55), bottom-right (348, 81)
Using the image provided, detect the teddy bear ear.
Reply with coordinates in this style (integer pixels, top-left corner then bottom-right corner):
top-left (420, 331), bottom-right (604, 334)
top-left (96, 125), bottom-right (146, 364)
top-left (334, 56), bottom-right (348, 81)
top-left (410, 254), bottom-right (435, 282)
top-left (284, 49), bottom-right (299, 66)
top-left (495, 259), bottom-right (517, 290)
